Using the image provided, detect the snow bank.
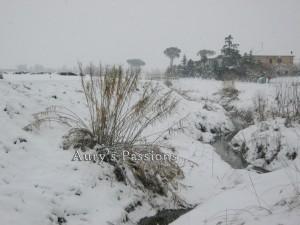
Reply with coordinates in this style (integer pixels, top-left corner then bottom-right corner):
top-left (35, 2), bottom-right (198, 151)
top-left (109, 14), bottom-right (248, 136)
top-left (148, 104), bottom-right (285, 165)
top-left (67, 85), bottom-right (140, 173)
top-left (232, 119), bottom-right (300, 170)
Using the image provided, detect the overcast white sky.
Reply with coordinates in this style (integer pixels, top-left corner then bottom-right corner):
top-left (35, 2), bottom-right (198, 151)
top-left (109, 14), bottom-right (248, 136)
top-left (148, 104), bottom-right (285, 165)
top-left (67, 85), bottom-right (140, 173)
top-left (0, 0), bottom-right (299, 70)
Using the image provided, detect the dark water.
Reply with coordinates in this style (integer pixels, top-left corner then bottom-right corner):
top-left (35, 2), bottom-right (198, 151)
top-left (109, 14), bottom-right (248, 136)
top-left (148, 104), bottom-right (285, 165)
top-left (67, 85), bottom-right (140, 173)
top-left (212, 115), bottom-right (249, 169)
top-left (212, 137), bottom-right (248, 169)
top-left (138, 117), bottom-right (248, 225)
top-left (138, 208), bottom-right (193, 225)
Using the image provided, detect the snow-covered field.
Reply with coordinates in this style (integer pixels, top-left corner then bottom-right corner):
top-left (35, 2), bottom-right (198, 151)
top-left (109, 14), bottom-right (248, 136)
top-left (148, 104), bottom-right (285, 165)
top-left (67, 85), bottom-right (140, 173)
top-left (1, 74), bottom-right (300, 225)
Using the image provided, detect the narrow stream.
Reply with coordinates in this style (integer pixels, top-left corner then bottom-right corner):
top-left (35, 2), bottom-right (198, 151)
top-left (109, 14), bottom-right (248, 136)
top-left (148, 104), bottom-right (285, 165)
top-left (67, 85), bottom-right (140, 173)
top-left (137, 111), bottom-right (249, 224)
top-left (212, 137), bottom-right (248, 169)
top-left (212, 116), bottom-right (248, 169)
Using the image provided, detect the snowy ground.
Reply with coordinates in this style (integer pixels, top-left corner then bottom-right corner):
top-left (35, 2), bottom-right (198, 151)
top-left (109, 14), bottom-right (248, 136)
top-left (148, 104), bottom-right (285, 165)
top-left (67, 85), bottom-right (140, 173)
top-left (1, 74), bottom-right (300, 225)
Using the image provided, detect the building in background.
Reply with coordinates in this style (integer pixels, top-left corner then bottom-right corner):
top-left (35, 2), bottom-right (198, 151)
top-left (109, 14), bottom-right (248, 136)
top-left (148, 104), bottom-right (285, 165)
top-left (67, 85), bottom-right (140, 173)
top-left (253, 54), bottom-right (294, 68)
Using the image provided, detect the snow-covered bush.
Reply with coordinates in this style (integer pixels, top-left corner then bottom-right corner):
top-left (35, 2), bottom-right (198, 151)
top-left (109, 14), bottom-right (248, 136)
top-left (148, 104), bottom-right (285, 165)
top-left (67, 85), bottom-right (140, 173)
top-left (231, 108), bottom-right (254, 126)
top-left (231, 119), bottom-right (300, 170)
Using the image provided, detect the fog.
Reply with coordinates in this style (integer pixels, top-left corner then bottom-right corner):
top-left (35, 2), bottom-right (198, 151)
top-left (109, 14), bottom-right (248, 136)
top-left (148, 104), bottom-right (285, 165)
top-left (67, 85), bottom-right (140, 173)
top-left (0, 0), bottom-right (299, 70)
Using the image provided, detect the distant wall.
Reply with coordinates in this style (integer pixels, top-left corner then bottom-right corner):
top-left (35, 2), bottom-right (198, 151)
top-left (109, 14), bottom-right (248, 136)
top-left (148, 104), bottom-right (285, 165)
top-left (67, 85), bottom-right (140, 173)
top-left (254, 55), bottom-right (294, 68)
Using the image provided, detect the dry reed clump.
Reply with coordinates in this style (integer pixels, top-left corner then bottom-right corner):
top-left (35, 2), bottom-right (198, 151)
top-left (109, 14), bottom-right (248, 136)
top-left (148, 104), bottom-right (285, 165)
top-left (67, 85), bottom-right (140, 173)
top-left (96, 144), bottom-right (184, 196)
top-left (27, 64), bottom-right (184, 198)
top-left (253, 92), bottom-right (268, 122)
top-left (252, 81), bottom-right (300, 124)
top-left (274, 81), bottom-right (300, 125)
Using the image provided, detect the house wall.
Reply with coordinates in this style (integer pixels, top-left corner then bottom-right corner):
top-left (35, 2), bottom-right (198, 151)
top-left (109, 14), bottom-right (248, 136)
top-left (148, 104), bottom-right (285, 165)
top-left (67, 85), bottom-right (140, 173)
top-left (254, 55), bottom-right (294, 67)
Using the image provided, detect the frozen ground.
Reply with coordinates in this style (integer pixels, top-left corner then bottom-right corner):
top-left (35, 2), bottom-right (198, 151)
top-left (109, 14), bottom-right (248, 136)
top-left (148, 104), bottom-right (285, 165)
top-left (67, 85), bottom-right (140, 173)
top-left (0, 74), bottom-right (300, 225)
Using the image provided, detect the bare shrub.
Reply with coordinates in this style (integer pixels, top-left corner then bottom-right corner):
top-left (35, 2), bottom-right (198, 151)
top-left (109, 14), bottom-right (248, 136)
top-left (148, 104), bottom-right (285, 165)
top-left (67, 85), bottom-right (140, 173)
top-left (253, 92), bottom-right (268, 122)
top-left (274, 81), bottom-right (300, 123)
top-left (231, 108), bottom-right (254, 126)
top-left (241, 109), bottom-right (255, 125)
top-left (164, 79), bottom-right (173, 87)
top-left (118, 145), bottom-right (183, 195)
top-left (28, 64), bottom-right (184, 197)
top-left (251, 81), bottom-right (300, 124)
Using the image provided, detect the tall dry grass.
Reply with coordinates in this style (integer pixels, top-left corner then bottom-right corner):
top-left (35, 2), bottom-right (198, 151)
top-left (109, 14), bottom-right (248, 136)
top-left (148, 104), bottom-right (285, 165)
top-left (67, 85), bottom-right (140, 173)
top-left (27, 64), bottom-right (185, 199)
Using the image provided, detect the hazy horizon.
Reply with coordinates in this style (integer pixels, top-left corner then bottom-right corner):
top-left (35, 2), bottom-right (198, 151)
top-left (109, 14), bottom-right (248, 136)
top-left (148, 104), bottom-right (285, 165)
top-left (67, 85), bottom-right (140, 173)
top-left (1, 0), bottom-right (300, 70)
